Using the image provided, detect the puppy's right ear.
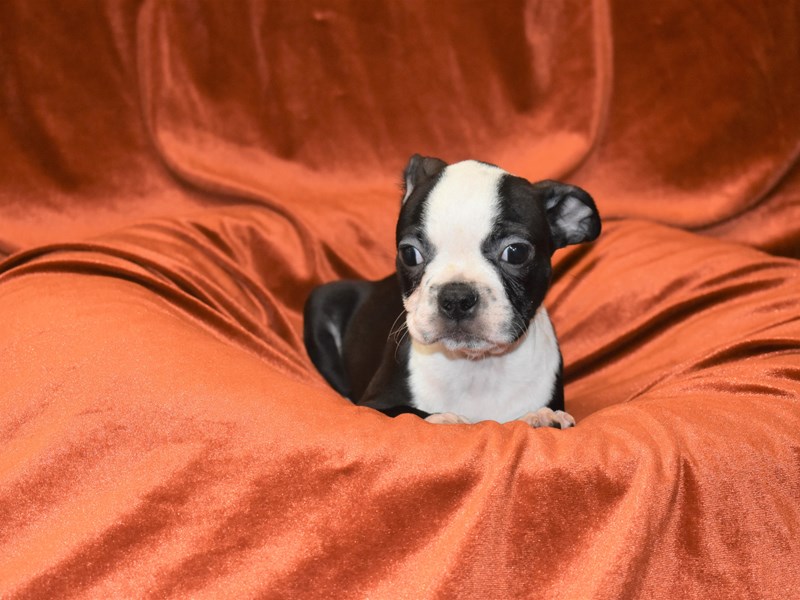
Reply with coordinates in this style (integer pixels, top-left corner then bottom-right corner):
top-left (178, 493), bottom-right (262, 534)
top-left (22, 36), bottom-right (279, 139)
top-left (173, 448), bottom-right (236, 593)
top-left (402, 154), bottom-right (447, 203)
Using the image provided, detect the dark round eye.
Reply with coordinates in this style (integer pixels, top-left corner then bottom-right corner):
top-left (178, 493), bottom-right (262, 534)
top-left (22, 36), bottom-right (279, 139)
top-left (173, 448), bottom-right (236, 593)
top-left (500, 243), bottom-right (532, 265)
top-left (399, 245), bottom-right (424, 267)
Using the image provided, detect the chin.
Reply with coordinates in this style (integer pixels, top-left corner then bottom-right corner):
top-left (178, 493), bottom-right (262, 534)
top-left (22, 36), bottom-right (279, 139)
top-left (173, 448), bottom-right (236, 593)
top-left (408, 316), bottom-right (522, 357)
top-left (435, 328), bottom-right (518, 357)
top-left (440, 336), bottom-right (493, 355)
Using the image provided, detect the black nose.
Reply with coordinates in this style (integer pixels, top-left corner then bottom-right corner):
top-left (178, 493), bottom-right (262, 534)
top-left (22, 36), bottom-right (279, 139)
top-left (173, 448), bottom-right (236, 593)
top-left (438, 282), bottom-right (479, 321)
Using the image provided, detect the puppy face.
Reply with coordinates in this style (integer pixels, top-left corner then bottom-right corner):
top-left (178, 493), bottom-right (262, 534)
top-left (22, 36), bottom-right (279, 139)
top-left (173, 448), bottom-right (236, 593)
top-left (395, 155), bottom-right (600, 356)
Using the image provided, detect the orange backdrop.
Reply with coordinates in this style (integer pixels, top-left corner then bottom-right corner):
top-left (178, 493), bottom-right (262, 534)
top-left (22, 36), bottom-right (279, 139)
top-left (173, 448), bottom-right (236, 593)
top-left (1, 1), bottom-right (799, 597)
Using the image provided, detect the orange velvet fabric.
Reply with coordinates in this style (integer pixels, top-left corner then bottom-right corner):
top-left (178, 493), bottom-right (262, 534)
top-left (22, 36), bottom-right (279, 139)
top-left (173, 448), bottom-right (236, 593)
top-left (1, 1), bottom-right (799, 597)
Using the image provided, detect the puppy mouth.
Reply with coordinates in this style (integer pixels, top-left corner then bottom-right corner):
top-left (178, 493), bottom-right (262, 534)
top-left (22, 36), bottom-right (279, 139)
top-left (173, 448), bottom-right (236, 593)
top-left (403, 289), bottom-right (524, 357)
top-left (441, 336), bottom-right (502, 357)
top-left (412, 324), bottom-right (514, 357)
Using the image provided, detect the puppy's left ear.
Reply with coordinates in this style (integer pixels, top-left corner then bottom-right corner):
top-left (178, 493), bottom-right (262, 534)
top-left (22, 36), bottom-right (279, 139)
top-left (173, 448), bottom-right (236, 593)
top-left (402, 154), bottom-right (447, 203)
top-left (536, 180), bottom-right (601, 249)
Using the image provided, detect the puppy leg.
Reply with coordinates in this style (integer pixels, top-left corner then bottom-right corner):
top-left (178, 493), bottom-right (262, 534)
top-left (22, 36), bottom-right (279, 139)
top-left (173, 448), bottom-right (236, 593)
top-left (425, 412), bottom-right (472, 425)
top-left (517, 407), bottom-right (575, 429)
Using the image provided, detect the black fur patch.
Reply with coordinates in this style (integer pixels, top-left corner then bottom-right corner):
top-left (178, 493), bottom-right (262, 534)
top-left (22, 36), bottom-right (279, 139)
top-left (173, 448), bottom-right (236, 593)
top-left (395, 170), bottom-right (444, 298)
top-left (480, 175), bottom-right (555, 341)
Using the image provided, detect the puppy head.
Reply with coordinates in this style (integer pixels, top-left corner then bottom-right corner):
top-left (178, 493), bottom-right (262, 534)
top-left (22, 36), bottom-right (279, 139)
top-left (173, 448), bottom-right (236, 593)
top-left (396, 154), bottom-right (600, 357)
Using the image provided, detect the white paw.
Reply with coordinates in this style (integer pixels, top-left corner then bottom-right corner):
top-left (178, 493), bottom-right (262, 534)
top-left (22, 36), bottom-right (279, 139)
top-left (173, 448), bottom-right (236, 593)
top-left (517, 408), bottom-right (575, 429)
top-left (425, 412), bottom-right (472, 425)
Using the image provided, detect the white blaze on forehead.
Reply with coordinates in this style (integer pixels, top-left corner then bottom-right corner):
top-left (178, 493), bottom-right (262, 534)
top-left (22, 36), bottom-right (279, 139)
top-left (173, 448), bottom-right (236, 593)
top-left (403, 160), bottom-right (514, 349)
top-left (422, 160), bottom-right (506, 265)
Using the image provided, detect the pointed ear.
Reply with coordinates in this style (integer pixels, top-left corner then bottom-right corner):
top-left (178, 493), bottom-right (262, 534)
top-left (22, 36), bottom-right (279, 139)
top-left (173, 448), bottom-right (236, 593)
top-left (402, 154), bottom-right (447, 203)
top-left (535, 180), bottom-right (601, 249)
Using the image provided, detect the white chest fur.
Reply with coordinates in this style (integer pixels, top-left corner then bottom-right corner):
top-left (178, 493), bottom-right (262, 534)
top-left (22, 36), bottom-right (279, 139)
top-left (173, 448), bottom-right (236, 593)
top-left (407, 307), bottom-right (561, 423)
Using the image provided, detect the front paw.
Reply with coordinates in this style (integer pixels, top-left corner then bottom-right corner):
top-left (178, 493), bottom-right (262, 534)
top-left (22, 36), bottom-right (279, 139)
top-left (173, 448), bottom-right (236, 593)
top-left (425, 412), bottom-right (472, 425)
top-left (517, 408), bottom-right (575, 429)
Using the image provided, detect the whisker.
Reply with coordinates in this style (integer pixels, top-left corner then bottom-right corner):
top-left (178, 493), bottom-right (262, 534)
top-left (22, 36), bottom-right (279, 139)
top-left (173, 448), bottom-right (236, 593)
top-left (394, 327), bottom-right (410, 361)
top-left (390, 321), bottom-right (408, 343)
top-left (510, 316), bottom-right (526, 340)
top-left (387, 310), bottom-right (406, 341)
top-left (393, 327), bottom-right (408, 344)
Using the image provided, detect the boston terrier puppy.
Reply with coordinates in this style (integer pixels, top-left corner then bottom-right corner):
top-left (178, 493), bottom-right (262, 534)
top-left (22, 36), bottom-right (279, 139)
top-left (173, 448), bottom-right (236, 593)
top-left (304, 155), bottom-right (600, 427)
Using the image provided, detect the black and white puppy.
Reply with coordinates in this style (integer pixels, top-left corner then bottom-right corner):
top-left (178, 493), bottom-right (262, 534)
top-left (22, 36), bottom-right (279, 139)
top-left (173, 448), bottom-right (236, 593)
top-left (304, 155), bottom-right (600, 427)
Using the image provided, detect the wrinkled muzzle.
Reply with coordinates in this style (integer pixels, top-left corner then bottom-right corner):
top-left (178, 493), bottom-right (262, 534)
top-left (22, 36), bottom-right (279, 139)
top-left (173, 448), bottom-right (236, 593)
top-left (404, 266), bottom-right (518, 355)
